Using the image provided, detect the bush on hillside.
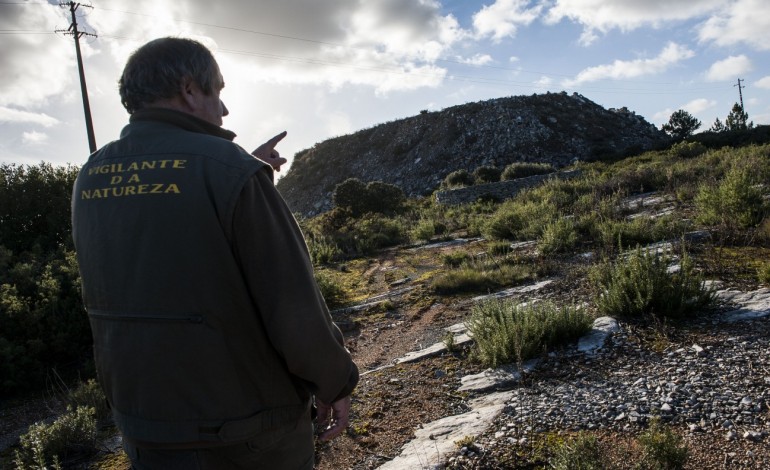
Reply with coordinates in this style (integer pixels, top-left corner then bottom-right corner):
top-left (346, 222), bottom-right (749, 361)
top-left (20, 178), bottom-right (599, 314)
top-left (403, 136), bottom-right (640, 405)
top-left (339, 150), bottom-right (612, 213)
top-left (1, 248), bottom-right (89, 397)
top-left (483, 199), bottom-right (559, 241)
top-left (695, 165), bottom-right (767, 230)
top-left (332, 178), bottom-right (406, 216)
top-left (758, 262), bottom-right (770, 285)
top-left (538, 218), bottom-right (578, 255)
top-left (306, 235), bottom-right (342, 265)
top-left (14, 406), bottom-right (97, 469)
top-left (315, 271), bottom-right (349, 309)
top-left (591, 246), bottom-right (715, 320)
top-left (596, 215), bottom-right (688, 254)
top-left (443, 169), bottom-right (474, 188)
top-left (466, 300), bottom-right (593, 368)
top-left (410, 218), bottom-right (448, 242)
top-left (638, 418), bottom-right (689, 469)
top-left (549, 433), bottom-right (603, 470)
top-left (473, 165), bottom-right (502, 184)
top-left (669, 141), bottom-right (707, 159)
top-left (501, 162), bottom-right (553, 181)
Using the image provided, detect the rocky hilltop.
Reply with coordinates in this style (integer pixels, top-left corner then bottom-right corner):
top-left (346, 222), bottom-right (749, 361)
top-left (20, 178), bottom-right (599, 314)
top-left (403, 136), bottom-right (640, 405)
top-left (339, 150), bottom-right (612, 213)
top-left (276, 92), bottom-right (666, 216)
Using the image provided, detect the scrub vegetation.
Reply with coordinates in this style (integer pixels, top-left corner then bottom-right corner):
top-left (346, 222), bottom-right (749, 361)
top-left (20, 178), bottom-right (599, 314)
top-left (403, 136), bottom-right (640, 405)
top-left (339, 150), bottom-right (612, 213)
top-left (1, 132), bottom-right (769, 468)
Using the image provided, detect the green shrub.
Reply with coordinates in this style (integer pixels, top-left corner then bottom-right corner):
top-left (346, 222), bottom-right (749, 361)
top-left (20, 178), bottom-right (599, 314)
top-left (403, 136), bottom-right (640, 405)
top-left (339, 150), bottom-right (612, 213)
top-left (432, 263), bottom-right (536, 295)
top-left (315, 271), bottom-right (348, 309)
top-left (356, 215), bottom-right (407, 252)
top-left (484, 199), bottom-right (559, 241)
top-left (473, 165), bottom-right (502, 184)
top-left (597, 216), bottom-right (687, 253)
top-left (365, 181), bottom-right (406, 214)
top-left (307, 235), bottom-right (342, 265)
top-left (411, 219), bottom-right (447, 242)
top-left (0, 163), bottom-right (79, 254)
top-left (592, 246), bottom-right (715, 320)
top-left (0, 248), bottom-right (89, 397)
top-left (637, 418), bottom-right (688, 470)
top-left (669, 141), bottom-right (707, 159)
top-left (501, 162), bottom-right (553, 180)
top-left (15, 406), bottom-right (97, 469)
top-left (306, 211), bottom-right (408, 258)
top-left (442, 251), bottom-right (472, 268)
top-left (487, 241), bottom-right (513, 256)
top-left (758, 262), bottom-right (770, 285)
top-left (67, 379), bottom-right (110, 424)
top-left (332, 178), bottom-right (367, 212)
top-left (466, 300), bottom-right (593, 368)
top-left (550, 433), bottom-right (603, 470)
top-left (443, 169), bottom-right (474, 188)
top-left (538, 218), bottom-right (578, 255)
top-left (695, 165), bottom-right (766, 229)
top-left (332, 178), bottom-right (405, 216)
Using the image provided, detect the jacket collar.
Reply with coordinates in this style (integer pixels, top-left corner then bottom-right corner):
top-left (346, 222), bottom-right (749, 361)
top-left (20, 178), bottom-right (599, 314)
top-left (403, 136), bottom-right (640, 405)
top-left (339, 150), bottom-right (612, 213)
top-left (129, 108), bottom-right (237, 141)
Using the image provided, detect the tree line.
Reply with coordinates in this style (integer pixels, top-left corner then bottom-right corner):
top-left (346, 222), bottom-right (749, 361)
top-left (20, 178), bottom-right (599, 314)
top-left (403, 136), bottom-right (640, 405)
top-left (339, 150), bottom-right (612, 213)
top-left (0, 163), bottom-right (91, 397)
top-left (662, 102), bottom-right (754, 140)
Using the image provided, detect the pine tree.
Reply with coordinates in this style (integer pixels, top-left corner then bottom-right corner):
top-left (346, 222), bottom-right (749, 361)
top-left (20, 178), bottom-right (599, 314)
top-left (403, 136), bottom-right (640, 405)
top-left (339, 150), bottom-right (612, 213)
top-left (725, 103), bottom-right (753, 131)
top-left (661, 109), bottom-right (701, 140)
top-left (709, 117), bottom-right (726, 133)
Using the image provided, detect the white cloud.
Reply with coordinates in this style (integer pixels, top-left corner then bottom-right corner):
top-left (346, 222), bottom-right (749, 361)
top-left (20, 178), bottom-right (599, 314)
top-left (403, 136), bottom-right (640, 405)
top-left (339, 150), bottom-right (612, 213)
top-left (0, 107), bottom-right (59, 127)
top-left (682, 98), bottom-right (716, 114)
top-left (756, 76), bottom-right (770, 89)
top-left (535, 76), bottom-right (554, 87)
top-left (545, 0), bottom-right (770, 52)
top-left (545, 0), bottom-right (724, 40)
top-left (88, 0), bottom-right (466, 93)
top-left (0, 2), bottom-right (74, 107)
top-left (655, 98), bottom-right (719, 124)
top-left (705, 55), bottom-right (753, 82)
top-left (698, 0), bottom-right (770, 51)
top-left (22, 131), bottom-right (49, 144)
top-left (457, 54), bottom-right (494, 66)
top-left (564, 42), bottom-right (694, 86)
top-left (472, 0), bottom-right (542, 42)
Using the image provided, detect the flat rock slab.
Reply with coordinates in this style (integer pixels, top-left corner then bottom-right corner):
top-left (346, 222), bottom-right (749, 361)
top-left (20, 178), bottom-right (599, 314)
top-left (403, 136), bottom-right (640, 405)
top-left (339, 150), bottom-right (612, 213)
top-left (717, 288), bottom-right (770, 322)
top-left (472, 279), bottom-right (554, 303)
top-left (378, 391), bottom-right (514, 470)
top-left (458, 360), bottom-right (539, 393)
top-left (578, 316), bottom-right (621, 355)
top-left (409, 237), bottom-right (484, 251)
top-left (394, 334), bottom-right (472, 364)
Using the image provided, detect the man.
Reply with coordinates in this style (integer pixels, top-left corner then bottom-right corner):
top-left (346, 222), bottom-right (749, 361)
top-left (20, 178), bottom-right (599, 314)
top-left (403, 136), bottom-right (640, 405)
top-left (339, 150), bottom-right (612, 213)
top-left (71, 37), bottom-right (358, 470)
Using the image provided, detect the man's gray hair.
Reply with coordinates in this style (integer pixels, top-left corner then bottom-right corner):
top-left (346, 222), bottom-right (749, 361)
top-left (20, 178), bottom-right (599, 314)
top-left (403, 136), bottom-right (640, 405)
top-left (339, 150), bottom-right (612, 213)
top-left (119, 37), bottom-right (221, 114)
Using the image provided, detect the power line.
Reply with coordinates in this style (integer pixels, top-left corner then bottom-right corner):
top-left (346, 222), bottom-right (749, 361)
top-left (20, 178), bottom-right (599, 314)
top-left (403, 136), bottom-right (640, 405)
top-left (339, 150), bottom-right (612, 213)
top-left (0, 30), bottom-right (55, 34)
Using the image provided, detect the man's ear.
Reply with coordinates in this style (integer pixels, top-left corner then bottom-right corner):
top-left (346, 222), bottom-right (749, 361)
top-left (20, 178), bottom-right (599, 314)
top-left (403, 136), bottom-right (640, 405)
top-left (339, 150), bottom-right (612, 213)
top-left (179, 78), bottom-right (198, 111)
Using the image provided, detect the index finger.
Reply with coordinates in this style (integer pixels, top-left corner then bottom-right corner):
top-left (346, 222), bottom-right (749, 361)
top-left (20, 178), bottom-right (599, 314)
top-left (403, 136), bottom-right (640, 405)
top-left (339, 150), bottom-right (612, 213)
top-left (265, 131), bottom-right (287, 148)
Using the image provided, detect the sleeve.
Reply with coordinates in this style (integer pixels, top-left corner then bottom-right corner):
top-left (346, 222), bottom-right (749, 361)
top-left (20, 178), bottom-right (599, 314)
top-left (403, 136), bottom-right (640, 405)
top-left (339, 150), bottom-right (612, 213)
top-left (232, 168), bottom-right (358, 404)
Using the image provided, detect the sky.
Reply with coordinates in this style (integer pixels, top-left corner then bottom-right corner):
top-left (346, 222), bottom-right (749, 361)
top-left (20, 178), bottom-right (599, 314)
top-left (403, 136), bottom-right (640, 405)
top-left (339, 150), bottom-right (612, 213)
top-left (2, 0), bottom-right (770, 175)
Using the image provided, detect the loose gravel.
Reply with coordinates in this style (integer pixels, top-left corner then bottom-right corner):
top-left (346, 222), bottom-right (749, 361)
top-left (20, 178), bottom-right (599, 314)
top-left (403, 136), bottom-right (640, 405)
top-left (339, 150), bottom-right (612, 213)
top-left (449, 317), bottom-right (770, 469)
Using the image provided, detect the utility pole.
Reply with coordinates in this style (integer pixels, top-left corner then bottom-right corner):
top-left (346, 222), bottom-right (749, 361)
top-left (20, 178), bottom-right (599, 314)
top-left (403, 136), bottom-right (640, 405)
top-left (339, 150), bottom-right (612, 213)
top-left (57, 2), bottom-right (97, 153)
top-left (734, 78), bottom-right (745, 110)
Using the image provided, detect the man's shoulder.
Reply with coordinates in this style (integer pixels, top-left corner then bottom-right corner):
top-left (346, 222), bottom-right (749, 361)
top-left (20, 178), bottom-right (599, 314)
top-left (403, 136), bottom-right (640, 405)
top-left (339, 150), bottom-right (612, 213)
top-left (112, 121), bottom-right (267, 173)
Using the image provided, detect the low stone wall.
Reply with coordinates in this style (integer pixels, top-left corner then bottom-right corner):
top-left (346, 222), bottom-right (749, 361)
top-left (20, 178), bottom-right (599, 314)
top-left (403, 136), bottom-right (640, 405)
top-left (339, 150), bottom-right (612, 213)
top-left (434, 170), bottom-right (581, 205)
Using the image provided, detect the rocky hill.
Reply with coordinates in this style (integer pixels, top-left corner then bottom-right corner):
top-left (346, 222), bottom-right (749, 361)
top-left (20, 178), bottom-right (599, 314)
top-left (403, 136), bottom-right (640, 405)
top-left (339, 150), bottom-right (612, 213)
top-left (276, 92), bottom-right (667, 216)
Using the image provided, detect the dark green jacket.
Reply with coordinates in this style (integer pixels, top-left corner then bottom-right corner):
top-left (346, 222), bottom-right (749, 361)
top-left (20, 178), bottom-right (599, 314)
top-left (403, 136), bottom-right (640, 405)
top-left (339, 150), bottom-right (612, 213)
top-left (72, 109), bottom-right (357, 446)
